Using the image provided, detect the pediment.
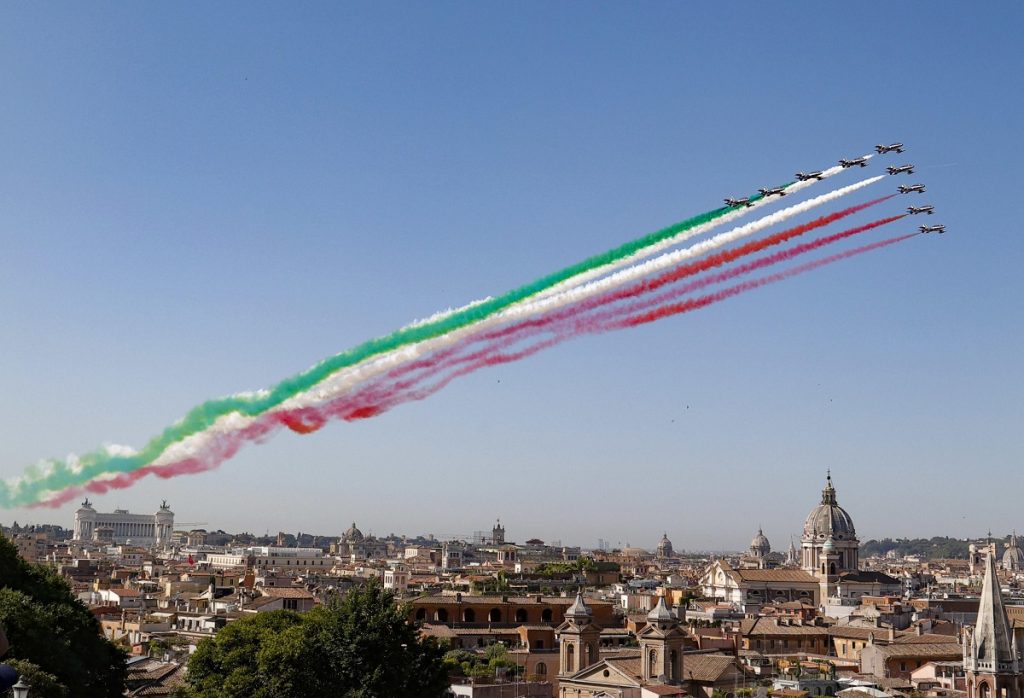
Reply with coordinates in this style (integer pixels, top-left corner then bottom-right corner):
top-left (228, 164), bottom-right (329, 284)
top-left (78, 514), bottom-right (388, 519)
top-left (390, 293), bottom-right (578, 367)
top-left (567, 659), bottom-right (641, 687)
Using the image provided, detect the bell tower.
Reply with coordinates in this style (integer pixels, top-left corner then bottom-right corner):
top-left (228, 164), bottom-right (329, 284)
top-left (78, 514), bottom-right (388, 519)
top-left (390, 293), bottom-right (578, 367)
top-left (557, 594), bottom-right (601, 677)
top-left (965, 552), bottom-right (1022, 698)
top-left (638, 596), bottom-right (686, 684)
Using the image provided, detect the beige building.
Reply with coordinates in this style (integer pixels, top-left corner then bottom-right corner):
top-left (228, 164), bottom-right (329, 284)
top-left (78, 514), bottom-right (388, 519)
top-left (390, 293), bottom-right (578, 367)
top-left (73, 499), bottom-right (174, 548)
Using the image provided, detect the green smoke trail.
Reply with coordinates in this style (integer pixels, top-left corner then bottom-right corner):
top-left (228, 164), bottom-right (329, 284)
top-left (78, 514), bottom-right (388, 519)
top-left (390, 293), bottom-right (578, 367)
top-left (3, 194), bottom-right (773, 507)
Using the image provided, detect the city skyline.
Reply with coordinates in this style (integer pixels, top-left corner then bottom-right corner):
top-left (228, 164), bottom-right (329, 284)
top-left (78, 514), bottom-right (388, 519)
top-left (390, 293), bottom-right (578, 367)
top-left (2, 5), bottom-right (1022, 542)
top-left (6, 471), bottom-right (1021, 553)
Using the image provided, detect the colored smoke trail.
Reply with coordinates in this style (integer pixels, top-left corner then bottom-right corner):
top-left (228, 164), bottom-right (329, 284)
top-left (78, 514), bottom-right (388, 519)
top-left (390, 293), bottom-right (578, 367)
top-left (310, 215), bottom-right (911, 424)
top-left (3, 199), bottom-right (737, 507)
top-left (16, 152), bottom-right (869, 510)
top-left (278, 175), bottom-right (887, 418)
top-left (616, 233), bottom-right (920, 329)
top-left (528, 155), bottom-right (872, 303)
top-left (32, 214), bottom-right (909, 507)
top-left (12, 176), bottom-right (884, 507)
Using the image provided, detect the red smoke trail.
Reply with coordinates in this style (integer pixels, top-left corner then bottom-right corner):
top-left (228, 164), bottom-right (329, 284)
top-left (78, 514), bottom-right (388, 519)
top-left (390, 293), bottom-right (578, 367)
top-left (616, 233), bottom-right (919, 329)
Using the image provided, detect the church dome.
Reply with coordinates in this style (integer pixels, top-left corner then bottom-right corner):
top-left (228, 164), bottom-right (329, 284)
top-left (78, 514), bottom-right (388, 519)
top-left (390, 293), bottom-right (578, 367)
top-left (343, 522), bottom-right (364, 542)
top-left (656, 533), bottom-right (674, 558)
top-left (1004, 532), bottom-right (1023, 570)
top-left (803, 473), bottom-right (857, 542)
top-left (750, 528), bottom-right (771, 557)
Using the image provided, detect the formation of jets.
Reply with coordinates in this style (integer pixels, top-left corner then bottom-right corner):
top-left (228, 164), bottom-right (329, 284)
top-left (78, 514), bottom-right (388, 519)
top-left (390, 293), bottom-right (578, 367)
top-left (727, 142), bottom-right (947, 233)
top-left (886, 164), bottom-right (915, 175)
top-left (898, 184), bottom-right (926, 194)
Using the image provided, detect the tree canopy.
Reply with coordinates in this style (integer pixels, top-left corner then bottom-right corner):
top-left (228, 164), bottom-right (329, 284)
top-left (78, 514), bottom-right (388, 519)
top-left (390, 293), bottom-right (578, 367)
top-left (177, 580), bottom-right (450, 697)
top-left (0, 536), bottom-right (127, 698)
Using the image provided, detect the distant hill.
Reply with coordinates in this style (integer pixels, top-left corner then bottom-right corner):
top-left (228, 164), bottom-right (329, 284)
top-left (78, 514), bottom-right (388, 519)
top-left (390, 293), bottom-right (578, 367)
top-left (861, 536), bottom-right (1010, 560)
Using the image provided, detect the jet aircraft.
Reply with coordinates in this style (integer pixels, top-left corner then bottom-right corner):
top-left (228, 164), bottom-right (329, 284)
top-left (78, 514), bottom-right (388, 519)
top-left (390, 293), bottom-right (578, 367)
top-left (795, 171), bottom-right (825, 181)
top-left (875, 143), bottom-right (905, 154)
top-left (839, 157), bottom-right (869, 168)
top-left (919, 224), bottom-right (946, 234)
top-left (907, 205), bottom-right (935, 215)
top-left (886, 164), bottom-right (915, 175)
top-left (758, 187), bottom-right (786, 197)
top-left (898, 184), bottom-right (926, 194)
top-left (724, 197), bottom-right (753, 208)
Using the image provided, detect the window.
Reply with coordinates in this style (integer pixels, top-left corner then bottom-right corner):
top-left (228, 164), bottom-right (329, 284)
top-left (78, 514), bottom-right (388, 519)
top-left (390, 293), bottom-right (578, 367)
top-left (463, 608), bottom-right (476, 623)
top-left (516, 608), bottom-right (528, 623)
top-left (566, 644), bottom-right (575, 673)
top-left (435, 608), bottom-right (448, 622)
top-left (542, 609), bottom-right (553, 623)
top-left (489, 608), bottom-right (502, 622)
top-left (415, 608), bottom-right (426, 621)
top-left (536, 662), bottom-right (547, 676)
top-left (283, 599), bottom-right (299, 611)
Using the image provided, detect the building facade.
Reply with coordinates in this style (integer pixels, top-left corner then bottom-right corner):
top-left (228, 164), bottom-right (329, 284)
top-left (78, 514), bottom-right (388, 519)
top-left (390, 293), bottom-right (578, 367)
top-left (73, 499), bottom-right (174, 548)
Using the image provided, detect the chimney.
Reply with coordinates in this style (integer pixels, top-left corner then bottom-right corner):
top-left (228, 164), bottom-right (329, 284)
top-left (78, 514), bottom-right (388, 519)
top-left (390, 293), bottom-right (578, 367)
top-left (888, 625), bottom-right (896, 642)
top-left (456, 592), bottom-right (462, 604)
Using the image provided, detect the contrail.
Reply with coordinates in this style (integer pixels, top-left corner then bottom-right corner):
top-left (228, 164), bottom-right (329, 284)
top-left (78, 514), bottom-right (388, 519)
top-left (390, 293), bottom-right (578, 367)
top-left (615, 234), bottom-right (920, 329)
top-left (30, 212), bottom-right (908, 507)
top-left (528, 154), bottom-right (874, 302)
top-left (317, 215), bottom-right (912, 423)
top-left (9, 175), bottom-right (886, 507)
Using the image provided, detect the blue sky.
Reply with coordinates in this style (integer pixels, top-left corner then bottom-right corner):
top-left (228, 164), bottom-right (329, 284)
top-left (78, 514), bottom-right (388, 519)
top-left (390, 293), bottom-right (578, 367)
top-left (2, 3), bottom-right (1022, 550)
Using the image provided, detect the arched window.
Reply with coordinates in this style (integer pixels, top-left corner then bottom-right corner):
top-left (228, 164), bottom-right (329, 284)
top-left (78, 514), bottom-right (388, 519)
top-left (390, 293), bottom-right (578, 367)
top-left (979, 683), bottom-right (990, 698)
top-left (516, 608), bottom-right (528, 623)
top-left (488, 608), bottom-right (501, 622)
top-left (649, 648), bottom-right (658, 677)
top-left (829, 562), bottom-right (837, 575)
top-left (541, 608), bottom-right (553, 623)
top-left (586, 643), bottom-right (595, 664)
top-left (670, 650), bottom-right (678, 679)
top-left (536, 662), bottom-right (547, 676)
top-left (435, 608), bottom-right (448, 622)
top-left (463, 608), bottom-right (476, 623)
top-left (566, 644), bottom-right (575, 673)
top-left (415, 608), bottom-right (426, 621)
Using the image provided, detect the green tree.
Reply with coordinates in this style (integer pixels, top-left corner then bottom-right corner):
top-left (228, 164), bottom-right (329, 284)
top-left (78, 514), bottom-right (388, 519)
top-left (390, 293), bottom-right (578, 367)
top-left (0, 536), bottom-right (126, 698)
top-left (177, 580), bottom-right (450, 697)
